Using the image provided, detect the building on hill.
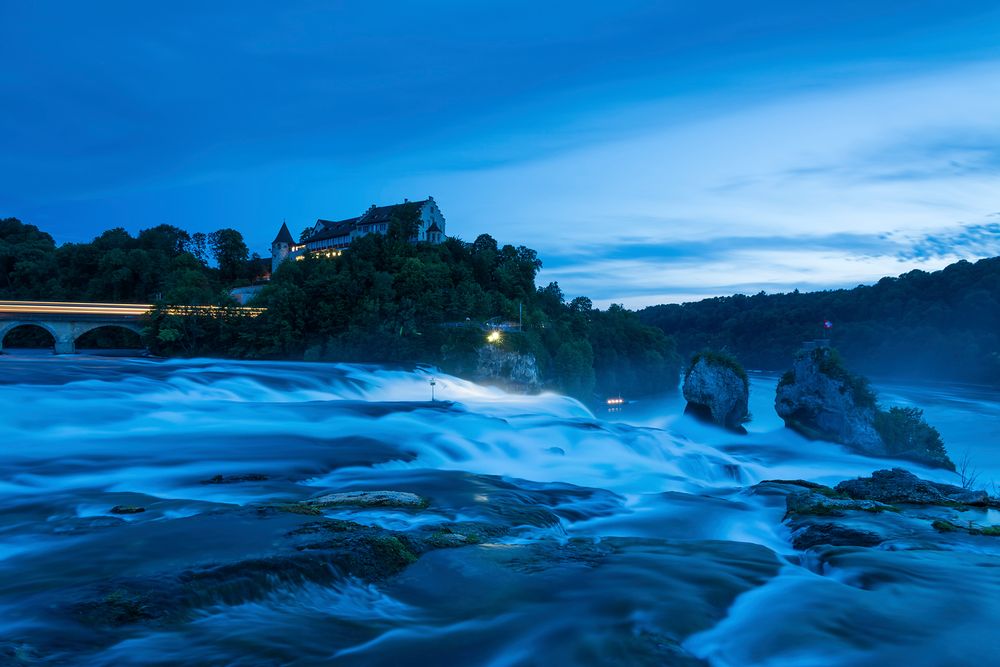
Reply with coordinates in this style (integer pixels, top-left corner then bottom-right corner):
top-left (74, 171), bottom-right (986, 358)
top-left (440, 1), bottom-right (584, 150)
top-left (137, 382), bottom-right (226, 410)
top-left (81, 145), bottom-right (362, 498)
top-left (270, 197), bottom-right (446, 273)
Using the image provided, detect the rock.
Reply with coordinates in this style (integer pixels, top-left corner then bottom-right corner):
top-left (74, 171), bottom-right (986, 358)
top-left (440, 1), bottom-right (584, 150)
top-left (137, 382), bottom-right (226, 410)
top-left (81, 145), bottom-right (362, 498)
top-left (759, 479), bottom-right (828, 490)
top-left (785, 489), bottom-right (897, 516)
top-left (791, 523), bottom-right (884, 550)
top-left (74, 587), bottom-right (160, 626)
top-left (474, 346), bottom-right (541, 392)
top-left (201, 473), bottom-right (269, 484)
top-left (110, 505), bottom-right (145, 515)
top-left (835, 468), bottom-right (989, 507)
top-left (307, 490), bottom-right (429, 509)
top-left (932, 519), bottom-right (1000, 536)
top-left (775, 349), bottom-right (953, 469)
top-left (682, 353), bottom-right (749, 431)
top-left (775, 348), bottom-right (884, 455)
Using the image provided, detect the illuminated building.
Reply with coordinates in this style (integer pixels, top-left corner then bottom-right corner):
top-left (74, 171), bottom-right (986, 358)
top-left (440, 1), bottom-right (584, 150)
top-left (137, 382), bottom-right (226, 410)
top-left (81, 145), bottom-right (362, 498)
top-left (271, 197), bottom-right (447, 273)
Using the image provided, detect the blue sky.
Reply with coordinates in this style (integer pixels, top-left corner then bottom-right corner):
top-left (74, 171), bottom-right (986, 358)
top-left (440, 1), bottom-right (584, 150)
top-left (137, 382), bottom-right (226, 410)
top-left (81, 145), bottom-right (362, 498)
top-left (2, 1), bottom-right (1000, 306)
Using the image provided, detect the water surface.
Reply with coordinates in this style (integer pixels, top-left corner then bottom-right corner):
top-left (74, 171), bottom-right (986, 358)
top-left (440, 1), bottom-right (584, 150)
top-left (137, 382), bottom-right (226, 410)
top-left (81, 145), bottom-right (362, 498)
top-left (1, 355), bottom-right (997, 665)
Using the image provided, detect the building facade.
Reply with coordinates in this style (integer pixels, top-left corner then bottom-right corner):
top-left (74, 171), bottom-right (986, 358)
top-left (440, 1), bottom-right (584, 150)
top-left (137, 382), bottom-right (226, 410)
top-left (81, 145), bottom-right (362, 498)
top-left (271, 197), bottom-right (446, 273)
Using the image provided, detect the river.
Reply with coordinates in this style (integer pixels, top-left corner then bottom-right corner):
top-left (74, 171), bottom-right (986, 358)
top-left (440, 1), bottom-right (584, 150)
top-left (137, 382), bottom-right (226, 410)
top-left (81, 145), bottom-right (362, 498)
top-left (0, 354), bottom-right (998, 665)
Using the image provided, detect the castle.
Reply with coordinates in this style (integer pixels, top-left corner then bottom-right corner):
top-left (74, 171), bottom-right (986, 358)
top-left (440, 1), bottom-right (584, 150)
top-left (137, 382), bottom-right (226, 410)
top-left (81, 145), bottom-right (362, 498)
top-left (271, 197), bottom-right (446, 273)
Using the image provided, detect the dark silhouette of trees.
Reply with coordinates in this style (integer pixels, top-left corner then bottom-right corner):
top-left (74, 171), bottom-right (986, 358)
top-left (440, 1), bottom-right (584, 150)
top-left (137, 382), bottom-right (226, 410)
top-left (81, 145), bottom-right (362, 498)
top-left (640, 257), bottom-right (1000, 384)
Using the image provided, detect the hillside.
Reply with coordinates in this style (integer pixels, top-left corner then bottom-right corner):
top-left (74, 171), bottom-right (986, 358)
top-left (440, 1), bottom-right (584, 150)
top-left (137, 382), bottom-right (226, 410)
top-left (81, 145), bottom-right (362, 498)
top-left (639, 257), bottom-right (1000, 384)
top-left (1, 216), bottom-right (680, 401)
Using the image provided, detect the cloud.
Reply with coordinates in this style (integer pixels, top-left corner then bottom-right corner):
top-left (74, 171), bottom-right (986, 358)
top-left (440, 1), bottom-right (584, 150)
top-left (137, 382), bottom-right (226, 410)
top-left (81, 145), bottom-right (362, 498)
top-left (4, 3), bottom-right (1000, 307)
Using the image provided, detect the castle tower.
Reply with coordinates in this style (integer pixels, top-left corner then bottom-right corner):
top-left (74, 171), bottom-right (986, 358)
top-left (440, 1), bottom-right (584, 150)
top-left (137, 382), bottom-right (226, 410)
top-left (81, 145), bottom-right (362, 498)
top-left (271, 221), bottom-right (294, 273)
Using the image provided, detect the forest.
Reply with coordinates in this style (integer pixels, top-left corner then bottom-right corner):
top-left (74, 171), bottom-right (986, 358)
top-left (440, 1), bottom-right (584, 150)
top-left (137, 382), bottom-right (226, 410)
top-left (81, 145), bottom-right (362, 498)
top-left (640, 257), bottom-right (1000, 385)
top-left (0, 214), bottom-right (680, 402)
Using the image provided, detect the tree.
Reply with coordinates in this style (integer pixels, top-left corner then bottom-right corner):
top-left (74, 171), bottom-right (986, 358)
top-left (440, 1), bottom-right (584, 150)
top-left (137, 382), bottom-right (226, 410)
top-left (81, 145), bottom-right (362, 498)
top-left (208, 229), bottom-right (249, 282)
top-left (189, 232), bottom-right (208, 264)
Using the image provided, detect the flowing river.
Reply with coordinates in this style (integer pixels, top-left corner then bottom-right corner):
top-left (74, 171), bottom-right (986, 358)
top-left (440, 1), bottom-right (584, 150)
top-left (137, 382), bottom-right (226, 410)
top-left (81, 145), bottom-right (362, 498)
top-left (1, 354), bottom-right (998, 666)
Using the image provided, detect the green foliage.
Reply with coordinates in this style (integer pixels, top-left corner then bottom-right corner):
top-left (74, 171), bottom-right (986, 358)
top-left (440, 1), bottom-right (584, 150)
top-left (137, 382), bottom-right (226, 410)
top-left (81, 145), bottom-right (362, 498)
top-left (873, 406), bottom-right (952, 469)
top-left (0, 217), bottom-right (244, 305)
top-left (687, 349), bottom-right (749, 390)
top-left (207, 229), bottom-right (250, 282)
top-left (2, 216), bottom-right (681, 401)
top-left (931, 519), bottom-right (957, 532)
top-left (639, 257), bottom-right (1000, 384)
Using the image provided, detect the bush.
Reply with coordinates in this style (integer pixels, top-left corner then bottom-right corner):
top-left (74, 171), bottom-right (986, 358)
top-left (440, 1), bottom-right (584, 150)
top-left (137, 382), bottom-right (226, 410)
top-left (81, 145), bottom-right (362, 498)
top-left (873, 406), bottom-right (953, 469)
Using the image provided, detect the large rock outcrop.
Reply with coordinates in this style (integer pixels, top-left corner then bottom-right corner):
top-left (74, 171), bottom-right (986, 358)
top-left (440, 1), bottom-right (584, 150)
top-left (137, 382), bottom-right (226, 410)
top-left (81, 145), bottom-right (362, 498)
top-left (475, 346), bottom-right (541, 392)
top-left (682, 353), bottom-right (749, 431)
top-left (774, 347), bottom-right (883, 455)
top-left (775, 347), bottom-right (953, 469)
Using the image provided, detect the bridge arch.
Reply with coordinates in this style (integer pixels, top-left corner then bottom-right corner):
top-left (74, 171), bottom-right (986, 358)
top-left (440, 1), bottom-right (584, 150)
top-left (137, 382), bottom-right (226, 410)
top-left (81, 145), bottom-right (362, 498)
top-left (0, 321), bottom-right (60, 352)
top-left (0, 320), bottom-right (145, 355)
top-left (74, 323), bottom-right (145, 351)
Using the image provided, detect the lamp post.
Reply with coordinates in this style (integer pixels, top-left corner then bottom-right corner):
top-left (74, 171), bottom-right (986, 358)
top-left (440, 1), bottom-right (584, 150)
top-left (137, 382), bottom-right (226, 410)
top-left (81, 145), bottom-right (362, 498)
top-left (429, 377), bottom-right (436, 402)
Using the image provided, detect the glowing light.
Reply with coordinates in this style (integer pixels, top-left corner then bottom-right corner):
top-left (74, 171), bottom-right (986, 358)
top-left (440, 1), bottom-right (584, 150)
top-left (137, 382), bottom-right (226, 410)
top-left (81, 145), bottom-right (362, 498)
top-left (486, 330), bottom-right (502, 344)
top-left (606, 397), bottom-right (625, 405)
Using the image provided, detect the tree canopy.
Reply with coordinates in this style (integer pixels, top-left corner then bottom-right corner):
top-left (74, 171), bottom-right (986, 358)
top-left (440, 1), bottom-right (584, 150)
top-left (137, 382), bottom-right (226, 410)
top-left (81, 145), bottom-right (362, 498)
top-left (640, 257), bottom-right (1000, 385)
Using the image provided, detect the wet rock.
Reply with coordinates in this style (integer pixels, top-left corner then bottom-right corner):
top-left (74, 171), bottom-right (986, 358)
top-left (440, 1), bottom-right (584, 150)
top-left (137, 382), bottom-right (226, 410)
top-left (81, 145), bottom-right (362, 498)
top-left (201, 473), bottom-right (269, 484)
top-left (307, 490), bottom-right (429, 509)
top-left (74, 587), bottom-right (161, 627)
top-left (109, 505), bottom-right (145, 515)
top-left (931, 519), bottom-right (1000, 536)
top-left (69, 517), bottom-right (451, 630)
top-left (775, 348), bottom-right (884, 455)
top-left (474, 346), bottom-right (541, 392)
top-left (785, 490), bottom-right (897, 516)
top-left (835, 468), bottom-right (989, 507)
top-left (682, 352), bottom-right (749, 431)
top-left (792, 523), bottom-right (884, 549)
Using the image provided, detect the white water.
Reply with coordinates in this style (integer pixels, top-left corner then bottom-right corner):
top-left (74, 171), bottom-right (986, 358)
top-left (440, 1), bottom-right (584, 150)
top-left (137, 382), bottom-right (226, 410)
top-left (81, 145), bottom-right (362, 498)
top-left (0, 354), bottom-right (997, 665)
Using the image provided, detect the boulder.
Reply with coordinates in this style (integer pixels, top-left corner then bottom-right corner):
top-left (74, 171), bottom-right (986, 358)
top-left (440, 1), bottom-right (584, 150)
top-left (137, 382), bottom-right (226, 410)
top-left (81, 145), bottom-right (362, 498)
top-left (785, 489), bottom-right (896, 516)
top-left (110, 505), bottom-right (146, 515)
top-left (775, 348), bottom-right (884, 455)
top-left (835, 468), bottom-right (989, 507)
top-left (201, 473), bottom-right (269, 484)
top-left (791, 523), bottom-right (884, 550)
top-left (307, 490), bottom-right (429, 509)
top-left (682, 353), bottom-right (749, 431)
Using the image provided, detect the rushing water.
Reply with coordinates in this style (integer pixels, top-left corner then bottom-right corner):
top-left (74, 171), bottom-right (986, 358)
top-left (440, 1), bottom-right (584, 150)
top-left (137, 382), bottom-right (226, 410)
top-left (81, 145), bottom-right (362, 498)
top-left (0, 354), bottom-right (998, 666)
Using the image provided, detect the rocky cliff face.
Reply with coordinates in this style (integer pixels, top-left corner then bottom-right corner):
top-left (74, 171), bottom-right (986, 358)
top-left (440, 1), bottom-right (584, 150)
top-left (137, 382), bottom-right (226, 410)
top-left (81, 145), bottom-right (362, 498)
top-left (474, 346), bottom-right (541, 392)
top-left (682, 355), bottom-right (749, 431)
top-left (775, 348), bottom-right (885, 455)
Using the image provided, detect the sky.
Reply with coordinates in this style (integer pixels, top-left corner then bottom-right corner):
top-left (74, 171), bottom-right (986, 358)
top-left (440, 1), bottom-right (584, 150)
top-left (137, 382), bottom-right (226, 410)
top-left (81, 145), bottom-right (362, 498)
top-left (2, 1), bottom-right (1000, 307)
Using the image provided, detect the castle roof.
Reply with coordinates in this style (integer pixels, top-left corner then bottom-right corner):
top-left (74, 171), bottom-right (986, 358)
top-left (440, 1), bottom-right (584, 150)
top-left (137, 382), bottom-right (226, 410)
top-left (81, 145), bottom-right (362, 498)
top-left (272, 222), bottom-right (294, 245)
top-left (358, 199), bottom-right (428, 225)
top-left (426, 222), bottom-right (442, 233)
top-left (306, 217), bottom-right (358, 243)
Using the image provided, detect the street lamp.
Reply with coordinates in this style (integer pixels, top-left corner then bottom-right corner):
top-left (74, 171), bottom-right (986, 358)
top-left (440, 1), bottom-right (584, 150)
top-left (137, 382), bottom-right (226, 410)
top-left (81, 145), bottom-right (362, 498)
top-left (429, 377), bottom-right (437, 401)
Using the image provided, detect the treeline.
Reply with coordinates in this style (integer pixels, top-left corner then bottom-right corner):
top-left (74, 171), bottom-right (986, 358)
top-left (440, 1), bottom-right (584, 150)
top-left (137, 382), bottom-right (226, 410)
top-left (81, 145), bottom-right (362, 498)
top-left (640, 257), bottom-right (1000, 384)
top-left (1, 214), bottom-right (680, 401)
top-left (0, 217), bottom-right (257, 304)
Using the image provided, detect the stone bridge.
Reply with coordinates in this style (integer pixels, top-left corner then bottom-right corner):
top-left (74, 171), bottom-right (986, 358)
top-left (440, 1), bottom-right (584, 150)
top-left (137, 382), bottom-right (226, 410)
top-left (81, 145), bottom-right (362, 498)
top-left (0, 301), bottom-right (151, 354)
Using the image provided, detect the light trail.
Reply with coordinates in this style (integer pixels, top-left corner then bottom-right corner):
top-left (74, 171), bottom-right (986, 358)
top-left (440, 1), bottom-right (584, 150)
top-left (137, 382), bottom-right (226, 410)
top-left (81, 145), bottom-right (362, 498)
top-left (0, 301), bottom-right (264, 317)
